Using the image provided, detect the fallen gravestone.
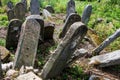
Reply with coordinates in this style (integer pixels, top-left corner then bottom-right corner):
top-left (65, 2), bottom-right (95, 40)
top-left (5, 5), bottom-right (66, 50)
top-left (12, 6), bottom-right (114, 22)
top-left (93, 29), bottom-right (120, 55)
top-left (26, 15), bottom-right (44, 43)
top-left (90, 50), bottom-right (120, 67)
top-left (13, 19), bottom-right (40, 69)
top-left (41, 22), bottom-right (88, 79)
top-left (14, 2), bottom-right (26, 20)
top-left (59, 13), bottom-right (81, 38)
top-left (81, 4), bottom-right (92, 25)
top-left (7, 1), bottom-right (14, 9)
top-left (45, 5), bottom-right (55, 13)
top-left (7, 9), bottom-right (15, 21)
top-left (21, 0), bottom-right (27, 12)
top-left (44, 22), bottom-right (55, 40)
top-left (30, 0), bottom-right (40, 15)
top-left (6, 19), bottom-right (22, 50)
top-left (66, 0), bottom-right (75, 20)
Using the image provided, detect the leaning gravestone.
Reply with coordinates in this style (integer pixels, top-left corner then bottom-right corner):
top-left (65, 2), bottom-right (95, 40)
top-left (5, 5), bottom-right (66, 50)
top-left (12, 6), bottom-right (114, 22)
top-left (45, 5), bottom-right (55, 13)
top-left (13, 19), bottom-right (40, 69)
top-left (59, 13), bottom-right (81, 38)
top-left (26, 15), bottom-right (44, 43)
top-left (7, 9), bottom-right (15, 21)
top-left (14, 2), bottom-right (26, 20)
top-left (30, 0), bottom-right (40, 15)
top-left (41, 22), bottom-right (88, 79)
top-left (44, 22), bottom-right (55, 40)
top-left (21, 0), bottom-right (27, 12)
top-left (7, 1), bottom-right (14, 9)
top-left (6, 19), bottom-right (22, 50)
top-left (81, 4), bottom-right (92, 25)
top-left (66, 0), bottom-right (75, 20)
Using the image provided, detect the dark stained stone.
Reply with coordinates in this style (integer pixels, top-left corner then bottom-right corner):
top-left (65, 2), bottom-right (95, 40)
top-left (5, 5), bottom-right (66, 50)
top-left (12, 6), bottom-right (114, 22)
top-left (30, 0), bottom-right (40, 15)
top-left (13, 19), bottom-right (40, 69)
top-left (59, 13), bottom-right (81, 38)
top-left (7, 1), bottom-right (14, 9)
top-left (45, 5), bottom-right (55, 13)
top-left (41, 22), bottom-right (88, 79)
top-left (6, 19), bottom-right (22, 50)
top-left (21, 0), bottom-right (27, 12)
top-left (7, 9), bottom-right (15, 21)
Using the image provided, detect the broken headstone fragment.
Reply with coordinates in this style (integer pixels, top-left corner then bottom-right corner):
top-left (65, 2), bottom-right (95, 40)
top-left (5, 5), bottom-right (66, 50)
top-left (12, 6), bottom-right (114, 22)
top-left (6, 19), bottom-right (22, 51)
top-left (41, 22), bottom-right (88, 79)
top-left (13, 19), bottom-right (40, 69)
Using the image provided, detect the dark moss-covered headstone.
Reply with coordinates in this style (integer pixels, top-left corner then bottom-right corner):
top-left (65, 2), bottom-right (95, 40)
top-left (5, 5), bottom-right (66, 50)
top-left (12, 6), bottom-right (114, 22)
top-left (14, 2), bottom-right (26, 20)
top-left (59, 13), bottom-right (81, 38)
top-left (13, 19), bottom-right (40, 69)
top-left (21, 0), bottom-right (27, 12)
top-left (7, 9), bottom-right (15, 21)
top-left (41, 22), bottom-right (88, 79)
top-left (6, 19), bottom-right (22, 50)
top-left (45, 5), bottom-right (55, 13)
top-left (7, 1), bottom-right (14, 9)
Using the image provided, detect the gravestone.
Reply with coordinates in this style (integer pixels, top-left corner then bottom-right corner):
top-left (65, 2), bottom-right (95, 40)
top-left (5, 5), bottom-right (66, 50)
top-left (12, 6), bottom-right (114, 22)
top-left (45, 5), bottom-right (55, 13)
top-left (44, 22), bottom-right (55, 40)
top-left (41, 22), bottom-right (88, 79)
top-left (81, 4), bottom-right (92, 25)
top-left (30, 0), bottom-right (40, 15)
top-left (7, 1), bottom-right (14, 9)
top-left (59, 13), bottom-right (81, 38)
top-left (66, 0), bottom-right (75, 20)
top-left (26, 15), bottom-right (44, 43)
top-left (7, 9), bottom-right (15, 21)
top-left (14, 2), bottom-right (26, 20)
top-left (43, 9), bottom-right (52, 19)
top-left (13, 19), bottom-right (40, 69)
top-left (21, 0), bottom-right (27, 12)
top-left (6, 19), bottom-right (22, 50)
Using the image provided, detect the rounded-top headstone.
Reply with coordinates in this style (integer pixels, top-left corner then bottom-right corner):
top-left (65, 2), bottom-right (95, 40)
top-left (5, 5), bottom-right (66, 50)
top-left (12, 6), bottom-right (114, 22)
top-left (45, 5), bottom-right (55, 13)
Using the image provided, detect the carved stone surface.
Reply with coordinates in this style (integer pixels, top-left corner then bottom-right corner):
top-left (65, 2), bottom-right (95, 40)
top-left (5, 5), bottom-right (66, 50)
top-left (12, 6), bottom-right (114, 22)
top-left (13, 19), bottom-right (40, 69)
top-left (14, 2), bottom-right (26, 20)
top-left (30, 0), bottom-right (40, 15)
top-left (6, 19), bottom-right (22, 50)
top-left (81, 4), bottom-right (92, 25)
top-left (59, 13), bottom-right (81, 38)
top-left (41, 22), bottom-right (88, 79)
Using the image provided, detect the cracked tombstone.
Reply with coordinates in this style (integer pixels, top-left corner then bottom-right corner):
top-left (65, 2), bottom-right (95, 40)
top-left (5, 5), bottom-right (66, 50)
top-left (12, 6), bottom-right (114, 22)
top-left (81, 4), bottom-right (92, 25)
top-left (30, 0), bottom-right (40, 15)
top-left (7, 9), bottom-right (15, 21)
top-left (44, 22), bottom-right (55, 40)
top-left (7, 1), bottom-right (14, 9)
top-left (14, 2), bottom-right (26, 20)
top-left (21, 0), bottom-right (27, 12)
top-left (59, 13), bottom-right (81, 38)
top-left (66, 0), bottom-right (75, 20)
top-left (6, 19), bottom-right (22, 50)
top-left (26, 15), bottom-right (44, 43)
top-left (41, 22), bottom-right (88, 79)
top-left (93, 29), bottom-right (120, 55)
top-left (13, 19), bottom-right (40, 69)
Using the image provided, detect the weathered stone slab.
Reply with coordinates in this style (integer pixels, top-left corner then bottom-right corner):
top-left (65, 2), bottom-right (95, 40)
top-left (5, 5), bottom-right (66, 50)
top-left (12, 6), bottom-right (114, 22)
top-left (90, 50), bottom-right (120, 67)
top-left (21, 0), bottom-right (27, 12)
top-left (43, 9), bottom-right (52, 19)
top-left (7, 9), bottom-right (15, 21)
top-left (93, 29), bottom-right (120, 55)
top-left (44, 22), bottom-right (55, 40)
top-left (30, 0), bottom-right (40, 15)
top-left (26, 15), bottom-right (44, 42)
top-left (59, 13), bottom-right (81, 38)
top-left (66, 0), bottom-right (75, 19)
top-left (45, 5), bottom-right (55, 13)
top-left (14, 2), bottom-right (26, 20)
top-left (16, 72), bottom-right (42, 80)
top-left (81, 4), bottom-right (92, 25)
top-left (13, 19), bottom-right (40, 69)
top-left (41, 22), bottom-right (88, 79)
top-left (6, 19), bottom-right (22, 50)
top-left (7, 1), bottom-right (14, 9)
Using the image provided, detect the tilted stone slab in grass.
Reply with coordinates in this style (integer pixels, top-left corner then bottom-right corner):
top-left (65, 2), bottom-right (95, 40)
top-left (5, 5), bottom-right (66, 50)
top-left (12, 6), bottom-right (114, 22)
top-left (14, 2), bottom-right (26, 20)
top-left (66, 0), bottom-right (75, 20)
top-left (44, 22), bottom-right (55, 40)
top-left (30, 0), bottom-right (40, 15)
top-left (59, 13), bottom-right (81, 38)
top-left (90, 50), bottom-right (120, 67)
top-left (41, 22), bottom-right (88, 79)
top-left (7, 1), bottom-right (14, 9)
top-left (26, 15), bottom-right (44, 42)
top-left (81, 4), bottom-right (92, 25)
top-left (6, 19), bottom-right (22, 50)
top-left (7, 9), bottom-right (15, 21)
top-left (13, 19), bottom-right (40, 69)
